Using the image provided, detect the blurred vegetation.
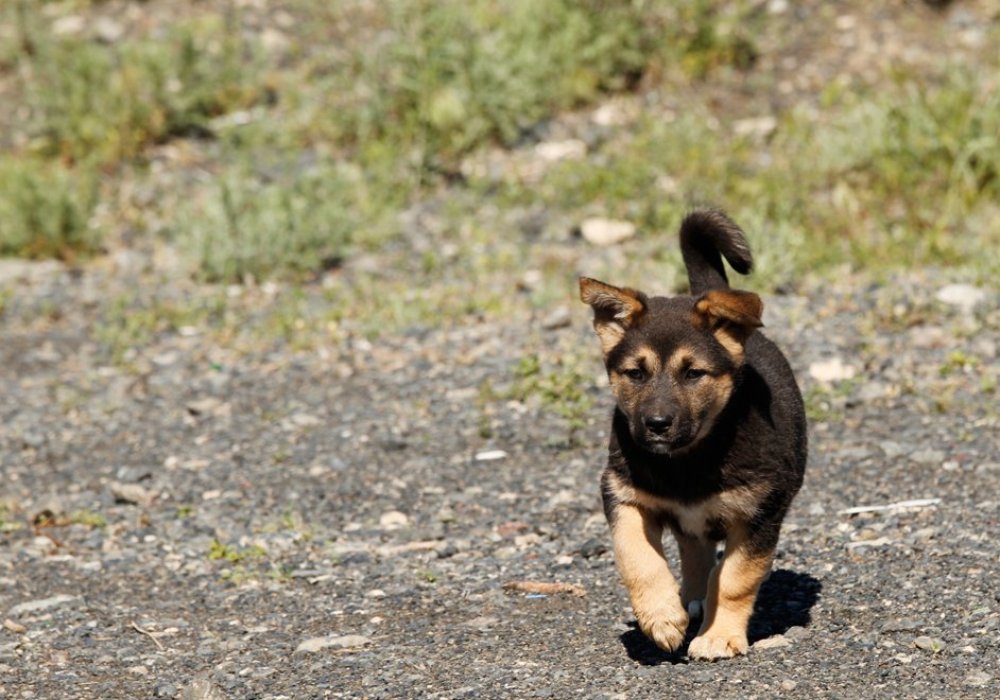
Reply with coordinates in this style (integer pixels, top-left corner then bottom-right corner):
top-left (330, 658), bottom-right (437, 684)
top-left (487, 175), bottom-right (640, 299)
top-left (0, 0), bottom-right (997, 331)
top-left (0, 0), bottom-right (766, 274)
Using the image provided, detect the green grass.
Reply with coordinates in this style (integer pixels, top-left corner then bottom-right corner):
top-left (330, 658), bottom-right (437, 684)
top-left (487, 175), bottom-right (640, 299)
top-left (274, 0), bottom-right (758, 161)
top-left (0, 0), bottom-right (762, 277)
top-left (0, 158), bottom-right (100, 260)
top-left (489, 62), bottom-right (1000, 291)
top-left (180, 161), bottom-right (357, 283)
top-left (15, 14), bottom-right (261, 165)
top-left (0, 1), bottom-right (996, 334)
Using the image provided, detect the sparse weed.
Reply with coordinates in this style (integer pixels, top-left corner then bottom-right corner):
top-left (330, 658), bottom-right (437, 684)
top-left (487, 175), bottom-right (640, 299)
top-left (509, 353), bottom-right (595, 443)
top-left (208, 539), bottom-right (267, 564)
top-left (69, 509), bottom-right (107, 529)
top-left (0, 289), bottom-right (12, 319)
top-left (939, 350), bottom-right (978, 377)
top-left (0, 502), bottom-right (23, 533)
top-left (93, 295), bottom-right (216, 365)
top-left (803, 378), bottom-right (863, 423)
top-left (17, 16), bottom-right (261, 165)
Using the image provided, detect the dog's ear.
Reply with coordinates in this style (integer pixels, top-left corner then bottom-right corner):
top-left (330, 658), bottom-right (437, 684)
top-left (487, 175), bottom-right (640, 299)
top-left (579, 277), bottom-right (647, 354)
top-left (693, 289), bottom-right (763, 362)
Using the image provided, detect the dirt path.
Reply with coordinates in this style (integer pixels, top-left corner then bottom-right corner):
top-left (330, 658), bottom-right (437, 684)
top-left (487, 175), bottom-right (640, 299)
top-left (0, 260), bottom-right (996, 698)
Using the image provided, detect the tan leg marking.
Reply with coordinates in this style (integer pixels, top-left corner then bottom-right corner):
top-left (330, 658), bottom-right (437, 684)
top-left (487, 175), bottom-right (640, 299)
top-left (611, 504), bottom-right (689, 652)
top-left (688, 527), bottom-right (773, 661)
top-left (674, 531), bottom-right (717, 609)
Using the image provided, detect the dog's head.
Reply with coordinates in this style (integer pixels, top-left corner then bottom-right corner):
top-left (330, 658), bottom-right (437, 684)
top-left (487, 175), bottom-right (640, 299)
top-left (580, 277), bottom-right (762, 455)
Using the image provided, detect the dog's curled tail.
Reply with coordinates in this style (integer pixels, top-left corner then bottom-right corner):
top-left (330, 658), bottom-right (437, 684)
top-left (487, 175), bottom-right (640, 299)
top-left (680, 209), bottom-right (754, 295)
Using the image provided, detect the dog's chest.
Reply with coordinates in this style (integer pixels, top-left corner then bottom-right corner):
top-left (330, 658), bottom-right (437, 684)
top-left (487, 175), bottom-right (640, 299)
top-left (666, 500), bottom-right (724, 539)
top-left (630, 486), bottom-right (761, 540)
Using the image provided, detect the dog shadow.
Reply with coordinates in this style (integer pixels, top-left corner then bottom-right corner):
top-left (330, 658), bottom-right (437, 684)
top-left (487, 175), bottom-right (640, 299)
top-left (619, 569), bottom-right (822, 666)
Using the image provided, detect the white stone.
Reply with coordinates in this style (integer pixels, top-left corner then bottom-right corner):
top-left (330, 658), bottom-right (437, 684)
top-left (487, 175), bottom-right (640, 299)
top-left (52, 16), bottom-right (86, 36)
top-left (111, 482), bottom-right (156, 506)
top-left (592, 101), bottom-right (634, 127)
top-left (935, 284), bottom-right (986, 313)
top-left (94, 17), bottom-right (125, 43)
top-left (754, 634), bottom-right (791, 650)
top-left (808, 357), bottom-right (856, 382)
top-left (534, 139), bottom-right (586, 162)
top-left (290, 413), bottom-right (322, 427)
top-left (475, 449), bottom-right (508, 462)
top-left (379, 511), bottom-right (409, 529)
top-left (733, 116), bottom-right (777, 137)
top-left (579, 218), bottom-right (636, 247)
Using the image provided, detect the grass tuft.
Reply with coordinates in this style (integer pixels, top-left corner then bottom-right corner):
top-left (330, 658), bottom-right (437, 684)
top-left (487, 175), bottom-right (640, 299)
top-left (180, 162), bottom-right (357, 283)
top-left (0, 159), bottom-right (100, 260)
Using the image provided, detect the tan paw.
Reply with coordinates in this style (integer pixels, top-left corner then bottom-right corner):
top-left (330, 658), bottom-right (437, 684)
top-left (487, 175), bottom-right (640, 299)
top-left (638, 608), bottom-right (689, 652)
top-left (687, 632), bottom-right (749, 660)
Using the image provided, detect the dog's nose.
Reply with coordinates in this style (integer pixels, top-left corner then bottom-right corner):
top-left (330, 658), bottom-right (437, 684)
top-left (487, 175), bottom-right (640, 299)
top-left (644, 415), bottom-right (673, 434)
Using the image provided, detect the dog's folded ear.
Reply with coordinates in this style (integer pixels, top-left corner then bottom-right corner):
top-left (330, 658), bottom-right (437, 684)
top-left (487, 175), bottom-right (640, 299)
top-left (579, 277), bottom-right (647, 354)
top-left (694, 289), bottom-right (763, 361)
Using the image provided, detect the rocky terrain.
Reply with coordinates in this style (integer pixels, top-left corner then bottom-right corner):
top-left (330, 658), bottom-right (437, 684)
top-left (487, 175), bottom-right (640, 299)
top-left (0, 259), bottom-right (996, 698)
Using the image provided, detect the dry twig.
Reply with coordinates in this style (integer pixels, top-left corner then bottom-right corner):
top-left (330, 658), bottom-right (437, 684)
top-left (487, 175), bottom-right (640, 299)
top-left (503, 580), bottom-right (587, 598)
top-left (130, 620), bottom-right (165, 651)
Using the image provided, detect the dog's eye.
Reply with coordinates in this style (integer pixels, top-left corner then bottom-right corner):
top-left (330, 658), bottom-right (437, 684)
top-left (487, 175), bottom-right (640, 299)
top-left (622, 368), bottom-right (645, 381)
top-left (684, 368), bottom-right (708, 381)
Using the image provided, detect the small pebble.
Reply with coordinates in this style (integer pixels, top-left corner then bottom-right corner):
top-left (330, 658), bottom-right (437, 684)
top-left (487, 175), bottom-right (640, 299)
top-left (2, 619), bottom-right (26, 634)
top-left (111, 481), bottom-right (156, 506)
top-left (963, 671), bottom-right (992, 688)
top-left (809, 357), bottom-right (856, 382)
top-left (913, 636), bottom-right (944, 653)
top-left (534, 139), bottom-right (586, 162)
top-left (295, 634), bottom-right (371, 654)
top-left (754, 634), bottom-right (791, 650)
top-left (378, 511), bottom-right (409, 529)
top-left (180, 679), bottom-right (227, 700)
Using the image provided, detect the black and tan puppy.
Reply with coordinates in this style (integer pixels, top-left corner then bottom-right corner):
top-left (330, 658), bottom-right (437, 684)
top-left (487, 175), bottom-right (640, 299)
top-left (580, 210), bottom-right (807, 661)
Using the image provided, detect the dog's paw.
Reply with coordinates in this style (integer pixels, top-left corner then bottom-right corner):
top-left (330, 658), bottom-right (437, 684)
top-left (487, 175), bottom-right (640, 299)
top-left (637, 608), bottom-right (689, 652)
top-left (687, 633), bottom-right (749, 660)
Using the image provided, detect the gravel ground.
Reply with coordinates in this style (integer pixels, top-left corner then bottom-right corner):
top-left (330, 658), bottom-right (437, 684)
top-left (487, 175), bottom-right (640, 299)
top-left (0, 260), bottom-right (996, 699)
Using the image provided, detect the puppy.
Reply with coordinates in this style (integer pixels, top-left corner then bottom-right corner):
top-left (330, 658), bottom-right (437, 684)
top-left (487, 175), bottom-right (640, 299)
top-left (579, 209), bottom-right (807, 660)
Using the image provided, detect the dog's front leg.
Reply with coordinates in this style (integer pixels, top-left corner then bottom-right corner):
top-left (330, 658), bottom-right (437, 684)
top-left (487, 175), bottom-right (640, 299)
top-left (688, 523), bottom-right (774, 660)
top-left (609, 503), bottom-right (689, 652)
top-left (673, 530), bottom-right (718, 618)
